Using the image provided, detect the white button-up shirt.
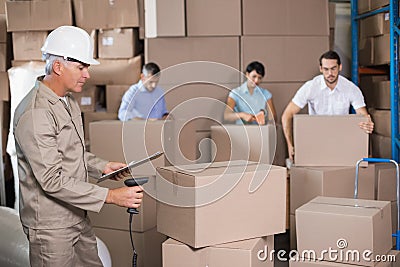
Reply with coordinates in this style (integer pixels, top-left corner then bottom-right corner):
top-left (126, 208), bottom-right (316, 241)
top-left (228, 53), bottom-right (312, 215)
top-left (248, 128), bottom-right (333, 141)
top-left (292, 75), bottom-right (366, 115)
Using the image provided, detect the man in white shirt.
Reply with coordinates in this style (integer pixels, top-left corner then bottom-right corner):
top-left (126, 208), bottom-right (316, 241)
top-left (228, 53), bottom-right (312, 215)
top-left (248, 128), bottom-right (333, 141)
top-left (281, 50), bottom-right (374, 162)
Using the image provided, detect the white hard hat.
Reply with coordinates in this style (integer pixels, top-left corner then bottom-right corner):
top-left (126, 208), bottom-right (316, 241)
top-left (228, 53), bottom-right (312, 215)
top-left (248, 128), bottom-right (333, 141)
top-left (41, 25), bottom-right (99, 65)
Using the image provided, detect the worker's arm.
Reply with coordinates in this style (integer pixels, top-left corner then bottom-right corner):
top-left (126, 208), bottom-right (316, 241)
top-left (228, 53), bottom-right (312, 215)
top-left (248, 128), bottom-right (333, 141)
top-left (266, 98), bottom-right (277, 122)
top-left (281, 101), bottom-right (301, 160)
top-left (355, 107), bottom-right (374, 134)
top-left (224, 97), bottom-right (255, 123)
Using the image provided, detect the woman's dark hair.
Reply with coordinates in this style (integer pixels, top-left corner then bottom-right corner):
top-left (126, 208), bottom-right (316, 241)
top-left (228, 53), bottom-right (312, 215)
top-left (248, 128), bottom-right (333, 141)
top-left (246, 61), bottom-right (265, 77)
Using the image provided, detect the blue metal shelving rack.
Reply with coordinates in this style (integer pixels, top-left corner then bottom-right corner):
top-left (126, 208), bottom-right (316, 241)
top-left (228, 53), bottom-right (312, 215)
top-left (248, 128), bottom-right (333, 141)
top-left (351, 0), bottom-right (400, 162)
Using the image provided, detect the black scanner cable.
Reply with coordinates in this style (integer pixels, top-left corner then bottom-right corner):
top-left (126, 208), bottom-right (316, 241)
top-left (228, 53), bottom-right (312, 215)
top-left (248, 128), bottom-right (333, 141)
top-left (124, 177), bottom-right (149, 267)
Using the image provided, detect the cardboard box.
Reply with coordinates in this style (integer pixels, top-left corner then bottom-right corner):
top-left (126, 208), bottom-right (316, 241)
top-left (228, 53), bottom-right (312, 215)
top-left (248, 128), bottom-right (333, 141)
top-left (374, 34), bottom-right (390, 65)
top-left (359, 75), bottom-right (389, 107)
top-left (241, 36), bottom-right (329, 82)
top-left (163, 236), bottom-right (274, 267)
top-left (293, 115), bottom-right (369, 167)
top-left (296, 196), bottom-right (392, 266)
top-left (290, 165), bottom-right (375, 214)
top-left (89, 176), bottom-right (156, 232)
top-left (73, 0), bottom-right (139, 31)
top-left (371, 0), bottom-right (389, 10)
top-left (0, 71), bottom-right (9, 101)
top-left (358, 0), bottom-right (371, 14)
top-left (156, 161), bottom-right (287, 248)
top-left (5, 0), bottom-right (72, 32)
top-left (360, 12), bottom-right (390, 39)
top-left (12, 31), bottom-right (47, 61)
top-left (372, 133), bottom-right (392, 159)
top-left (89, 120), bottom-right (165, 176)
top-left (98, 28), bottom-right (140, 59)
top-left (145, 37), bottom-right (240, 84)
top-left (370, 109), bottom-right (391, 137)
top-left (359, 37), bottom-right (374, 67)
top-left (144, 0), bottom-right (185, 38)
top-left (0, 0), bottom-right (5, 14)
top-left (87, 56), bottom-right (142, 85)
top-left (161, 82), bottom-right (231, 113)
top-left (0, 14), bottom-right (6, 42)
top-left (329, 3), bottom-right (336, 29)
top-left (93, 227), bottom-right (166, 267)
top-left (105, 85), bottom-right (129, 113)
top-left (82, 112), bottom-right (117, 141)
top-left (0, 43), bottom-right (6, 71)
top-left (163, 119), bottom-right (216, 166)
top-left (71, 85), bottom-right (100, 112)
top-left (376, 164), bottom-right (397, 201)
top-left (210, 124), bottom-right (276, 165)
top-left (186, 0), bottom-right (241, 36)
top-left (138, 0), bottom-right (145, 39)
top-left (372, 80), bottom-right (391, 109)
top-left (242, 0), bottom-right (329, 36)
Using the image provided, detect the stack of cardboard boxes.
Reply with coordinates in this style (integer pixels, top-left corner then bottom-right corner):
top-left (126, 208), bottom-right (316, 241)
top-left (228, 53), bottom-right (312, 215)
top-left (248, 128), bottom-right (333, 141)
top-left (144, 0), bottom-right (332, 167)
top-left (357, 0), bottom-right (392, 158)
top-left (158, 161), bottom-right (287, 266)
top-left (0, 11), bottom-right (10, 158)
top-left (4, 0), bottom-right (144, 148)
top-left (88, 120), bottom-right (167, 266)
top-left (290, 114), bottom-right (399, 255)
top-left (292, 196), bottom-right (399, 267)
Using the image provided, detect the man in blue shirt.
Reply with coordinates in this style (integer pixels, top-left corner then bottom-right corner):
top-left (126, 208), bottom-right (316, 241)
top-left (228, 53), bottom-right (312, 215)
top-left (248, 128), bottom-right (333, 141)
top-left (118, 62), bottom-right (168, 121)
top-left (224, 61), bottom-right (277, 125)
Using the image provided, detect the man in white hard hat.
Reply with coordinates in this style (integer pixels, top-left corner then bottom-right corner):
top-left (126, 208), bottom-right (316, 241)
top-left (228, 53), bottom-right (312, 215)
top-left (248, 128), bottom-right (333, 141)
top-left (13, 26), bottom-right (144, 266)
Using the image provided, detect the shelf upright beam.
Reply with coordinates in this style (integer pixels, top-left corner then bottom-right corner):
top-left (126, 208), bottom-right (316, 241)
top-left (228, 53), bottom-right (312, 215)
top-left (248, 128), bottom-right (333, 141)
top-left (390, 0), bottom-right (400, 162)
top-left (351, 0), bottom-right (359, 85)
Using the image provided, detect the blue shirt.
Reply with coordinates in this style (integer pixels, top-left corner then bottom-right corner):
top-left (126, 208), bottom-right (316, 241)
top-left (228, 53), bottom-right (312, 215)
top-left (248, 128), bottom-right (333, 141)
top-left (118, 80), bottom-right (168, 121)
top-left (228, 82), bottom-right (272, 124)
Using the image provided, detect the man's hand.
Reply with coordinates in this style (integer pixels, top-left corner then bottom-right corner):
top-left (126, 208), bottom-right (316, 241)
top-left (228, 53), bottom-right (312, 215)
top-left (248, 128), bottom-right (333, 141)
top-left (105, 186), bottom-right (143, 208)
top-left (359, 114), bottom-right (374, 134)
top-left (103, 162), bottom-right (130, 181)
top-left (288, 144), bottom-right (295, 161)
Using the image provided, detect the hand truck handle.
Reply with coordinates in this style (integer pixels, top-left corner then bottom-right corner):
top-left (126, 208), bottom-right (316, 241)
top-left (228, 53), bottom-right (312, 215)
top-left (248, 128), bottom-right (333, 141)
top-left (354, 158), bottom-right (399, 199)
top-left (361, 158), bottom-right (392, 163)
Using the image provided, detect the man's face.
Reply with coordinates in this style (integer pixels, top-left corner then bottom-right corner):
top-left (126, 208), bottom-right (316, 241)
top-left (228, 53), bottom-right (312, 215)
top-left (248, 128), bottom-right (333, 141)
top-left (246, 70), bottom-right (263, 89)
top-left (61, 60), bottom-right (90, 93)
top-left (141, 73), bottom-right (159, 92)
top-left (320, 58), bottom-right (342, 86)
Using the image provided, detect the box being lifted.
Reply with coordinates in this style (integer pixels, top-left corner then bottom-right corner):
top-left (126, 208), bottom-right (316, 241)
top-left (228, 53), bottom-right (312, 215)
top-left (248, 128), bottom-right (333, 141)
top-left (294, 115), bottom-right (369, 167)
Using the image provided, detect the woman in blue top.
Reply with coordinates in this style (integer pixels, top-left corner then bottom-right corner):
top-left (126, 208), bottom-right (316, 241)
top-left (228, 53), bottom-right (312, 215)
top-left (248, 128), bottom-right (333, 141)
top-left (224, 61), bottom-right (277, 125)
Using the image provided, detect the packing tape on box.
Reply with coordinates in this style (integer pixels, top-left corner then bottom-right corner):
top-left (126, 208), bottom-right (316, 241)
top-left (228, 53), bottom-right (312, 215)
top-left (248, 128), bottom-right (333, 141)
top-left (312, 201), bottom-right (385, 218)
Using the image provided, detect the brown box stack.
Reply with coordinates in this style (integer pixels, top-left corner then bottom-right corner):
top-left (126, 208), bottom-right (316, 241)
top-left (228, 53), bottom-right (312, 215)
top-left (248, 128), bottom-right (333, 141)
top-left (156, 161), bottom-right (286, 248)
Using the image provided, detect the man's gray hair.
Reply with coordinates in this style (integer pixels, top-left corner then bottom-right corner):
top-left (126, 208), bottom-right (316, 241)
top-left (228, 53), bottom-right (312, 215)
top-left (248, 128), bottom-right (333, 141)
top-left (44, 54), bottom-right (66, 75)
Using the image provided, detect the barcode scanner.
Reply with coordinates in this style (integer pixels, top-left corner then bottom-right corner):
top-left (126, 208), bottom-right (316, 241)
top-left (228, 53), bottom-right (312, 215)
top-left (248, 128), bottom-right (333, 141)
top-left (124, 177), bottom-right (149, 214)
top-left (124, 177), bottom-right (149, 267)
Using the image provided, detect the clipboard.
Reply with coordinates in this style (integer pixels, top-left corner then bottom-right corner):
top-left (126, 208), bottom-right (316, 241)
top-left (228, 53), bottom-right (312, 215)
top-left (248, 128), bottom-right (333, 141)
top-left (97, 151), bottom-right (164, 183)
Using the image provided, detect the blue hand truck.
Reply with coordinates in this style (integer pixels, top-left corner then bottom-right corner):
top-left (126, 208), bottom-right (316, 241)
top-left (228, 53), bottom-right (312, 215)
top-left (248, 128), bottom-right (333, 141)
top-left (354, 158), bottom-right (400, 250)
